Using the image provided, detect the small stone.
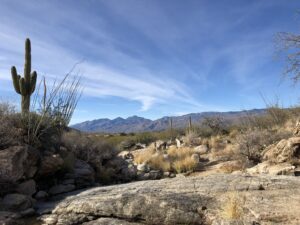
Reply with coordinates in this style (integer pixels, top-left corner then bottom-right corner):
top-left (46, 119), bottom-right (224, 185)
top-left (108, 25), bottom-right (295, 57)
top-left (61, 179), bottom-right (75, 185)
top-left (35, 191), bottom-right (48, 200)
top-left (169, 173), bottom-right (176, 178)
top-left (163, 172), bottom-right (171, 177)
top-left (49, 184), bottom-right (75, 195)
top-left (149, 170), bottom-right (163, 179)
top-left (20, 208), bottom-right (35, 217)
top-left (16, 179), bottom-right (36, 196)
top-left (176, 138), bottom-right (182, 148)
top-left (137, 163), bottom-right (150, 172)
top-left (2, 193), bottom-right (33, 211)
top-left (194, 145), bottom-right (208, 154)
top-left (41, 215), bottom-right (58, 225)
top-left (191, 153), bottom-right (200, 163)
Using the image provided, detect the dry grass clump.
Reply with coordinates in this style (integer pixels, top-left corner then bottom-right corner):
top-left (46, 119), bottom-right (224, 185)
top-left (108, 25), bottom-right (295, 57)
top-left (148, 154), bottom-right (171, 172)
top-left (221, 192), bottom-right (245, 220)
top-left (173, 157), bottom-right (198, 173)
top-left (133, 148), bottom-right (171, 172)
top-left (183, 130), bottom-right (200, 146)
top-left (133, 146), bottom-right (198, 173)
top-left (209, 135), bottom-right (227, 150)
top-left (168, 146), bottom-right (198, 173)
top-left (218, 160), bottom-right (246, 173)
top-left (133, 148), bottom-right (155, 164)
top-left (168, 146), bottom-right (194, 159)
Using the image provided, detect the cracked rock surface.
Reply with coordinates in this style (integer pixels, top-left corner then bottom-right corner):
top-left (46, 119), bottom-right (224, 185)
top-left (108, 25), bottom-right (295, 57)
top-left (40, 174), bottom-right (300, 225)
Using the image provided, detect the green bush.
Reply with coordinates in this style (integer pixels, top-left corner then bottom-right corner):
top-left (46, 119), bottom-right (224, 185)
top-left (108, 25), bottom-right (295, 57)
top-left (61, 131), bottom-right (116, 166)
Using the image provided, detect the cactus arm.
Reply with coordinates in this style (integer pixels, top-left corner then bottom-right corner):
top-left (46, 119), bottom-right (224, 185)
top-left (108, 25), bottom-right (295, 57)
top-left (11, 66), bottom-right (21, 94)
top-left (19, 78), bottom-right (27, 96)
top-left (30, 71), bottom-right (37, 94)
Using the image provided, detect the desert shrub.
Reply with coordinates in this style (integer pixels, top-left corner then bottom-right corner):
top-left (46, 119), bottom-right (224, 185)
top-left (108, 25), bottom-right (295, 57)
top-left (183, 129), bottom-right (200, 146)
top-left (61, 131), bottom-right (116, 166)
top-left (240, 103), bottom-right (300, 131)
top-left (0, 103), bottom-right (23, 149)
top-left (21, 69), bottom-right (82, 147)
top-left (119, 139), bottom-right (136, 150)
top-left (96, 166), bottom-right (117, 184)
top-left (211, 144), bottom-right (240, 161)
top-left (134, 132), bottom-right (156, 145)
top-left (235, 128), bottom-right (291, 163)
top-left (201, 116), bottom-right (229, 136)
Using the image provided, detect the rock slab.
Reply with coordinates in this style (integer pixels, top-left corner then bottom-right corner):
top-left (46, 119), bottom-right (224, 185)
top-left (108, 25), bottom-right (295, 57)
top-left (40, 174), bottom-right (300, 225)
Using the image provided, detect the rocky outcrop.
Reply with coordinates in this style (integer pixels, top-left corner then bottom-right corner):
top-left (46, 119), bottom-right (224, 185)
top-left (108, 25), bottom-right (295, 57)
top-left (38, 154), bottom-right (64, 177)
top-left (2, 193), bottom-right (34, 211)
top-left (48, 184), bottom-right (76, 196)
top-left (40, 174), bottom-right (300, 225)
top-left (0, 146), bottom-right (29, 182)
top-left (262, 137), bottom-right (300, 163)
top-left (16, 179), bottom-right (36, 196)
top-left (246, 161), bottom-right (296, 175)
top-left (248, 137), bottom-right (300, 175)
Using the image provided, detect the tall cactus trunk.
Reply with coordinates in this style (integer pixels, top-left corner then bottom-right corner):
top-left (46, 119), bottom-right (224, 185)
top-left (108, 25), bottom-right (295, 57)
top-left (188, 116), bottom-right (192, 133)
top-left (21, 95), bottom-right (30, 115)
top-left (169, 117), bottom-right (173, 141)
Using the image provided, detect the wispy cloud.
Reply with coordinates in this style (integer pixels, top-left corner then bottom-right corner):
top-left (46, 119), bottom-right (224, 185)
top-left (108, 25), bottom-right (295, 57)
top-left (0, 0), bottom-right (299, 122)
top-left (0, 1), bottom-right (205, 113)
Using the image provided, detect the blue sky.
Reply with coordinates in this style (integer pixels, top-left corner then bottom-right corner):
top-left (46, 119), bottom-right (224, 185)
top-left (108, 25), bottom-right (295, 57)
top-left (0, 0), bottom-right (300, 124)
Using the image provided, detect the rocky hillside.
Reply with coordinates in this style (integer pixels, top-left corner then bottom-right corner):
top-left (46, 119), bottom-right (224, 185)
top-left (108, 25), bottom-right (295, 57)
top-left (72, 109), bottom-right (265, 133)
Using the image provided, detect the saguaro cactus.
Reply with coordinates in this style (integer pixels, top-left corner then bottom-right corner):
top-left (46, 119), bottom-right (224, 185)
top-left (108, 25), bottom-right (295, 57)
top-left (169, 117), bottom-right (173, 140)
top-left (11, 38), bottom-right (37, 115)
top-left (188, 116), bottom-right (192, 132)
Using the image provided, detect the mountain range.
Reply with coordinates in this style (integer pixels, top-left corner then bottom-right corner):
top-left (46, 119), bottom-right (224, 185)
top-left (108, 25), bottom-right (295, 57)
top-left (72, 109), bottom-right (266, 133)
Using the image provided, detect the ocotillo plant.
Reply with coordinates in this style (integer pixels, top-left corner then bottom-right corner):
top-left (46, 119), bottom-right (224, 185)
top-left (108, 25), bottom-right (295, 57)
top-left (11, 38), bottom-right (37, 115)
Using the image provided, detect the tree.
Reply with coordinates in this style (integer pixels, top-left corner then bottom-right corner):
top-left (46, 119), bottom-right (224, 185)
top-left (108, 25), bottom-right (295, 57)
top-left (276, 31), bottom-right (300, 83)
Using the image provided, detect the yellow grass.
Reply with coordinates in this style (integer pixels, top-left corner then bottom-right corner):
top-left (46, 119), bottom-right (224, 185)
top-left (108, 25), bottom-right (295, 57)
top-left (218, 160), bottom-right (245, 173)
top-left (173, 156), bottom-right (198, 173)
top-left (133, 148), bottom-right (171, 172)
top-left (168, 146), bottom-right (199, 173)
top-left (168, 146), bottom-right (194, 159)
top-left (209, 135), bottom-right (225, 150)
top-left (133, 148), bottom-right (155, 164)
top-left (148, 154), bottom-right (171, 172)
top-left (134, 146), bottom-right (199, 173)
top-left (221, 192), bottom-right (244, 220)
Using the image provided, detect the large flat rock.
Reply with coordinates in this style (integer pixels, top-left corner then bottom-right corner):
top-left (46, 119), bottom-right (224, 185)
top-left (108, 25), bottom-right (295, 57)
top-left (40, 174), bottom-right (300, 225)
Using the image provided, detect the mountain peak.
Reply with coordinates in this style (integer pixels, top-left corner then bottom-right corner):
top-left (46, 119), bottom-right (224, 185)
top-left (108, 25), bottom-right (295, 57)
top-left (72, 109), bottom-right (266, 133)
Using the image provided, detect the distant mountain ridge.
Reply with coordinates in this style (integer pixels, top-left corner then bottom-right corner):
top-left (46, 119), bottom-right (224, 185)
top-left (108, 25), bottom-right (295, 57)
top-left (72, 109), bottom-right (266, 133)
